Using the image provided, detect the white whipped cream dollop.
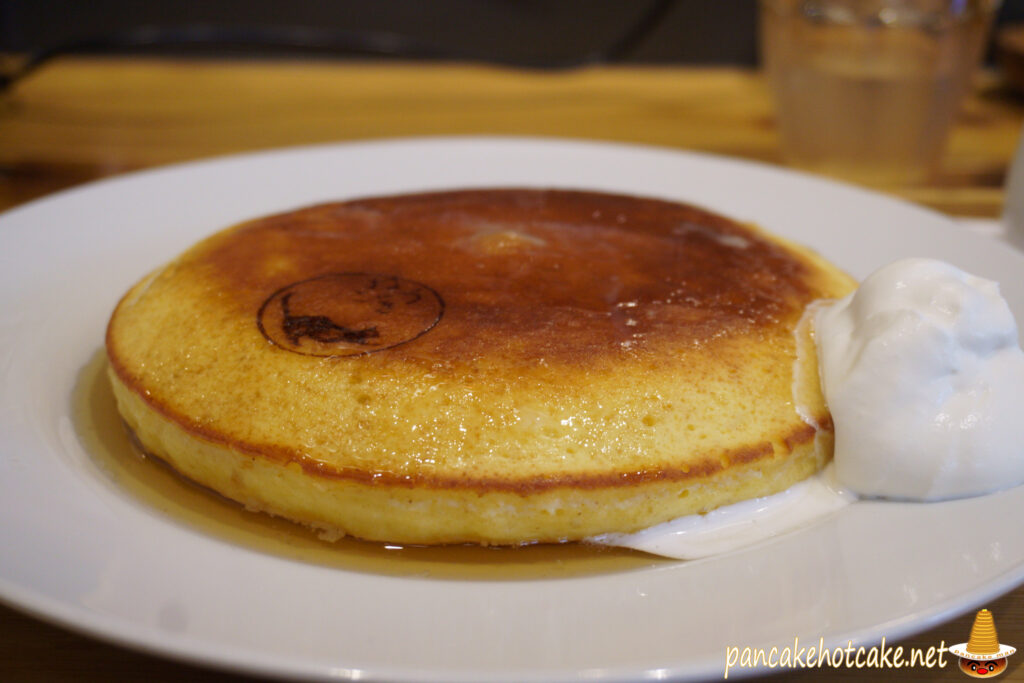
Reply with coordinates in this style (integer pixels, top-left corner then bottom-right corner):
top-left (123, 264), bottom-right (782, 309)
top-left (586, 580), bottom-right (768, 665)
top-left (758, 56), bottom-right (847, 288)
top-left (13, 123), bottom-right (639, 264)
top-left (815, 258), bottom-right (1024, 501)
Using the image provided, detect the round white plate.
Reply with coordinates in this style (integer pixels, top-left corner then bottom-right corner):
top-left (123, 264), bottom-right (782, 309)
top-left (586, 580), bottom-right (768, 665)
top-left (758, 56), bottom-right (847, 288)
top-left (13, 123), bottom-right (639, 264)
top-left (2, 137), bottom-right (1023, 682)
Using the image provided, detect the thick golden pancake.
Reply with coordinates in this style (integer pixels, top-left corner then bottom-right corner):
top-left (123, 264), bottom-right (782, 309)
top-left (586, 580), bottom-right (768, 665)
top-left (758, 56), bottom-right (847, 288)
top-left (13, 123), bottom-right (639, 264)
top-left (106, 189), bottom-right (855, 545)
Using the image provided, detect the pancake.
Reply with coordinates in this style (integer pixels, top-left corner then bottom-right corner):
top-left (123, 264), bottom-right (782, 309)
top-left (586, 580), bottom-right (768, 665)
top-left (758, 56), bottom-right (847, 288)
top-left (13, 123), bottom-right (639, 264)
top-left (106, 189), bottom-right (856, 545)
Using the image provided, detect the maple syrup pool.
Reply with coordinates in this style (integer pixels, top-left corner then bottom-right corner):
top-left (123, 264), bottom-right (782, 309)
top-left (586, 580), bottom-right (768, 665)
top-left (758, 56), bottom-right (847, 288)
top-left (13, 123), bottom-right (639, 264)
top-left (73, 349), bottom-right (667, 580)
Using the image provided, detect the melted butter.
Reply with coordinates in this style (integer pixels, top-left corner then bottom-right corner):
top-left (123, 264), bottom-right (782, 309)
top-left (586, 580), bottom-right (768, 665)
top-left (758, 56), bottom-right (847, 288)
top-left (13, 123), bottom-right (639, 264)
top-left (458, 227), bottom-right (548, 254)
top-left (74, 350), bottom-right (666, 580)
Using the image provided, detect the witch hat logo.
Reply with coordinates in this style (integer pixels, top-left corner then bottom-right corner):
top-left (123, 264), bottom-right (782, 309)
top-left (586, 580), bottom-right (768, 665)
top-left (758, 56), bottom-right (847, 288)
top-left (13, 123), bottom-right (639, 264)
top-left (950, 610), bottom-right (1016, 678)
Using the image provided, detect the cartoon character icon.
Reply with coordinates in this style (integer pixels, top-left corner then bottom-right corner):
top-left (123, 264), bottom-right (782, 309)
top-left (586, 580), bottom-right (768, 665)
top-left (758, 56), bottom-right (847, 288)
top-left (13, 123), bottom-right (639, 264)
top-left (950, 609), bottom-right (1016, 678)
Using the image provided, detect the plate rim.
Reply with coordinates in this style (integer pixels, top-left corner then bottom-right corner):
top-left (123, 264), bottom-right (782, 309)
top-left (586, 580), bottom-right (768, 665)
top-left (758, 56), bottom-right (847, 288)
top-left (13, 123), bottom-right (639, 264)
top-left (2, 135), bottom-right (1023, 683)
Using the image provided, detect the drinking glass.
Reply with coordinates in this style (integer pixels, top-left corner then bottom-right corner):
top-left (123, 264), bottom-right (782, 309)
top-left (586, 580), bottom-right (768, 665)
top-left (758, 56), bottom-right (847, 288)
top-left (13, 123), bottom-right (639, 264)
top-left (760, 0), bottom-right (999, 186)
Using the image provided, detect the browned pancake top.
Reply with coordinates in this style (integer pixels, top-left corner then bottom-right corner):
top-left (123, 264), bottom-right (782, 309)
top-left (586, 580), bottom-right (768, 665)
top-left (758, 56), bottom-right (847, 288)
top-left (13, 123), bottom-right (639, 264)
top-left (107, 188), bottom-right (856, 502)
top-left (198, 189), bottom-right (814, 366)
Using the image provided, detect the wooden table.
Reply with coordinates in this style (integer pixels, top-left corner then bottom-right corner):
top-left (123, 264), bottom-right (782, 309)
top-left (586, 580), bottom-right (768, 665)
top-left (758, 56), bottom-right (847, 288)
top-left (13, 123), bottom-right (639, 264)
top-left (1, 57), bottom-right (1023, 682)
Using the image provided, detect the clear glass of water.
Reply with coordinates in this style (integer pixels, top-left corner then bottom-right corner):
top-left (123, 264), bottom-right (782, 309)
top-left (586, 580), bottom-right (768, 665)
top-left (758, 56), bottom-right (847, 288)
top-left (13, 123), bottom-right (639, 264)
top-left (760, 0), bottom-right (999, 186)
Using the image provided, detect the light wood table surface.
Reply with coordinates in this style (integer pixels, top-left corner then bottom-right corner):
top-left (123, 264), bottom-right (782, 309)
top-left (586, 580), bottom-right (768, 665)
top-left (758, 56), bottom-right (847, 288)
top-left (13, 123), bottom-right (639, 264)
top-left (1, 56), bottom-right (1023, 682)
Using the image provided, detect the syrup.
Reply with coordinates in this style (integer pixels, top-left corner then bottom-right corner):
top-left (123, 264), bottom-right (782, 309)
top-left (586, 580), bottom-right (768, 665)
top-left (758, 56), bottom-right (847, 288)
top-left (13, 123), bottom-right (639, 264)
top-left (73, 350), bottom-right (666, 580)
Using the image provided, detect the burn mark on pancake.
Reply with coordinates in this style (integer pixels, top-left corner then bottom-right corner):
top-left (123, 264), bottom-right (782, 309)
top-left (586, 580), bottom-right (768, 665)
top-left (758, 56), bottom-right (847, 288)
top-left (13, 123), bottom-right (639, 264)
top-left (280, 293), bottom-right (381, 346)
top-left (258, 273), bottom-right (444, 357)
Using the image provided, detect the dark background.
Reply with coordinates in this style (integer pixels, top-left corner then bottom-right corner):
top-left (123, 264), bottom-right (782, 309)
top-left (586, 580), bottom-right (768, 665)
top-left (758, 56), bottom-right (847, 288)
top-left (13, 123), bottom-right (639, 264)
top-left (2, 0), bottom-right (1024, 69)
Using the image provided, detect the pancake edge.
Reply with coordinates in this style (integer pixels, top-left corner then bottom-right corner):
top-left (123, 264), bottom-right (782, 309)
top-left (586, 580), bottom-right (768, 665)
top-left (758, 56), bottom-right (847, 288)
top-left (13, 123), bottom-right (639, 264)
top-left (108, 363), bottom-right (833, 545)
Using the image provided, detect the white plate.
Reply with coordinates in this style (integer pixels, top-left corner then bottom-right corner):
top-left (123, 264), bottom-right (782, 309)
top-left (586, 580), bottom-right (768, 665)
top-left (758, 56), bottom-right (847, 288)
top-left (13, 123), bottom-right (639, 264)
top-left (2, 137), bottom-right (1023, 682)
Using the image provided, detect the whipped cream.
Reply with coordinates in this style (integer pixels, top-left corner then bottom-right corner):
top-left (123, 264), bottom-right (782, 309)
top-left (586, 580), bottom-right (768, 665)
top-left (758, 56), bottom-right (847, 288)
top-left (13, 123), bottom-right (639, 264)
top-left (592, 258), bottom-right (1024, 560)
top-left (815, 258), bottom-right (1024, 501)
top-left (590, 465), bottom-right (853, 560)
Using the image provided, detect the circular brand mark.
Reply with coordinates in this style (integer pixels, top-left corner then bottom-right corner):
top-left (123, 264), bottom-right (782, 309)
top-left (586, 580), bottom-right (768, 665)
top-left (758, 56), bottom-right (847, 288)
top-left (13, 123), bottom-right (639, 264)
top-left (257, 273), bottom-right (444, 357)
